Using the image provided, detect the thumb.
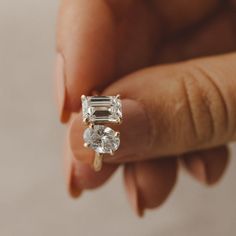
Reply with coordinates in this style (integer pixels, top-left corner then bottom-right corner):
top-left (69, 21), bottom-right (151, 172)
top-left (55, 0), bottom-right (156, 122)
top-left (69, 53), bottom-right (236, 163)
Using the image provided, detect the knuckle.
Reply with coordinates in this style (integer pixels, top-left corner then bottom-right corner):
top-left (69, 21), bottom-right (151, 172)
top-left (183, 62), bottom-right (229, 146)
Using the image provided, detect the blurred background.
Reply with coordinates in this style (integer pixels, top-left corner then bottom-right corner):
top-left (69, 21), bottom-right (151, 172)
top-left (0, 0), bottom-right (235, 235)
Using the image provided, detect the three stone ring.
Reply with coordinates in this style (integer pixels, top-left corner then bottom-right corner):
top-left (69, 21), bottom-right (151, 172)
top-left (81, 95), bottom-right (122, 172)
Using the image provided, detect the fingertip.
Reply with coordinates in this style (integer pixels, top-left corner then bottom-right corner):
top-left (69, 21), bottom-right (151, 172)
top-left (124, 164), bottom-right (144, 217)
top-left (182, 155), bottom-right (207, 184)
top-left (134, 159), bottom-right (178, 210)
top-left (55, 53), bottom-right (71, 123)
top-left (61, 106), bottom-right (71, 124)
top-left (56, 0), bottom-right (117, 117)
top-left (205, 146), bottom-right (230, 185)
top-left (72, 162), bottom-right (118, 190)
top-left (64, 136), bottom-right (83, 198)
top-left (183, 146), bottom-right (230, 185)
top-left (65, 135), bottom-right (118, 198)
top-left (124, 158), bottom-right (178, 216)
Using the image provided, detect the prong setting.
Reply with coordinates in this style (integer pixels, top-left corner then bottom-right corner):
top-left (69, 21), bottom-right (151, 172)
top-left (110, 150), bottom-right (114, 156)
top-left (89, 123), bottom-right (94, 129)
top-left (84, 143), bottom-right (90, 148)
top-left (115, 132), bottom-right (120, 138)
top-left (83, 118), bottom-right (88, 124)
top-left (117, 118), bottom-right (122, 124)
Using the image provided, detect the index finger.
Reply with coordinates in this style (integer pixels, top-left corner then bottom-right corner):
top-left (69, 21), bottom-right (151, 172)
top-left (56, 0), bottom-right (117, 122)
top-left (55, 0), bottom-right (158, 122)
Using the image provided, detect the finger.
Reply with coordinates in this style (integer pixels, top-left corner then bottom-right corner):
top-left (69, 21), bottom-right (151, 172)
top-left (69, 52), bottom-right (236, 162)
top-left (182, 145), bottom-right (229, 185)
top-left (65, 119), bottom-right (118, 198)
top-left (64, 135), bottom-right (82, 198)
top-left (55, 0), bottom-right (222, 122)
top-left (152, 0), bottom-right (221, 33)
top-left (99, 53), bottom-right (236, 162)
top-left (56, 0), bottom-right (156, 122)
top-left (56, 0), bottom-right (115, 122)
top-left (231, 0), bottom-right (236, 6)
top-left (124, 158), bottom-right (177, 217)
top-left (157, 9), bottom-right (236, 63)
top-left (65, 143), bottom-right (118, 197)
top-left (123, 146), bottom-right (227, 216)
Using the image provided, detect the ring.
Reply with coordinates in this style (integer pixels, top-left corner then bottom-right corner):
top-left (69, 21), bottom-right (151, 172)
top-left (81, 95), bottom-right (122, 171)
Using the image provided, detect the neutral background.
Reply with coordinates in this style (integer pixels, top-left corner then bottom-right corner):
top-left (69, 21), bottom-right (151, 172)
top-left (0, 0), bottom-right (235, 235)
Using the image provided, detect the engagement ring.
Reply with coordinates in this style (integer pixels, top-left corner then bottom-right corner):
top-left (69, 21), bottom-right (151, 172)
top-left (81, 95), bottom-right (122, 171)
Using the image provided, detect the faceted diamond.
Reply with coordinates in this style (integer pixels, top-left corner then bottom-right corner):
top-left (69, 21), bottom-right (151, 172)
top-left (83, 125), bottom-right (120, 154)
top-left (81, 95), bottom-right (122, 124)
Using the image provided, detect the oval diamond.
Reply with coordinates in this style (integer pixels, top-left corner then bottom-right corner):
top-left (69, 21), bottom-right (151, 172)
top-left (83, 125), bottom-right (120, 154)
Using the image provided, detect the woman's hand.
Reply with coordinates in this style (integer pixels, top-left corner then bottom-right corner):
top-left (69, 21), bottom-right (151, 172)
top-left (55, 0), bottom-right (236, 216)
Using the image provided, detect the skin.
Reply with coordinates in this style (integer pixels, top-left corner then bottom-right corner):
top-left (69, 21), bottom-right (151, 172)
top-left (55, 0), bottom-right (236, 216)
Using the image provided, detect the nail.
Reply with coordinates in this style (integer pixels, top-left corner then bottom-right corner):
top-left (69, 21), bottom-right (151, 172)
top-left (55, 53), bottom-right (70, 123)
top-left (69, 99), bottom-right (149, 162)
top-left (64, 139), bottom-right (82, 198)
top-left (70, 164), bottom-right (83, 198)
top-left (124, 164), bottom-right (144, 217)
top-left (184, 156), bottom-right (207, 184)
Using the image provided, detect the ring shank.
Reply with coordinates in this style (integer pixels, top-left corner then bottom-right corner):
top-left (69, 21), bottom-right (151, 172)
top-left (93, 153), bottom-right (103, 172)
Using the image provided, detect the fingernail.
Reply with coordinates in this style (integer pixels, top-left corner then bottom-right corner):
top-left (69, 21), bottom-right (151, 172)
top-left (70, 165), bottom-right (83, 198)
top-left (64, 139), bottom-right (82, 198)
top-left (124, 165), bottom-right (144, 217)
top-left (184, 156), bottom-right (207, 184)
top-left (69, 99), bottom-right (149, 162)
top-left (55, 53), bottom-right (71, 123)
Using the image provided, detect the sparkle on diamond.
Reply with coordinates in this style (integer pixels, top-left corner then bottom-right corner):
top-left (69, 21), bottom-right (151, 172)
top-left (82, 95), bottom-right (122, 124)
top-left (83, 125), bottom-right (120, 154)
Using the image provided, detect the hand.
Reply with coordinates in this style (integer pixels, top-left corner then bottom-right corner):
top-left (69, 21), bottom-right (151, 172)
top-left (55, 0), bottom-right (236, 216)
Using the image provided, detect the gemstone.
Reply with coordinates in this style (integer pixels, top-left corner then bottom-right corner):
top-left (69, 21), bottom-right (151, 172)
top-left (81, 95), bottom-right (122, 124)
top-left (83, 125), bottom-right (120, 154)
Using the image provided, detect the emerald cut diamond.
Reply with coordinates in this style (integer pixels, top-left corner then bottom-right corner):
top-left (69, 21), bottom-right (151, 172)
top-left (81, 95), bottom-right (122, 124)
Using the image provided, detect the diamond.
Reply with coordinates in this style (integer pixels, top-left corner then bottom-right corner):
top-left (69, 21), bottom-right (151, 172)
top-left (83, 125), bottom-right (120, 154)
top-left (81, 95), bottom-right (122, 124)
